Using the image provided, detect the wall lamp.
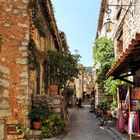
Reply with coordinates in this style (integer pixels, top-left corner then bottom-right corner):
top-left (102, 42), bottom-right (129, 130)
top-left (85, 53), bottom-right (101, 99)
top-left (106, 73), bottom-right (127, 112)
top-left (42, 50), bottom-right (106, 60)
top-left (104, 1), bottom-right (133, 32)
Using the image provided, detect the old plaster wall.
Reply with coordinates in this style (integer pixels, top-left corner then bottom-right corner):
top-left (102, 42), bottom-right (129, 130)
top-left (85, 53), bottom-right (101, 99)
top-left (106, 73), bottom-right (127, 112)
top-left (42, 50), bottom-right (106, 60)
top-left (0, 1), bottom-right (30, 137)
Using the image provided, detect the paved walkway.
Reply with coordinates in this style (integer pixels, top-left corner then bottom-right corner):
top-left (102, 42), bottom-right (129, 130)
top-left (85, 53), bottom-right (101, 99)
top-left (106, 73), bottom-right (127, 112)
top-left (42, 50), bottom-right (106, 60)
top-left (62, 106), bottom-right (121, 140)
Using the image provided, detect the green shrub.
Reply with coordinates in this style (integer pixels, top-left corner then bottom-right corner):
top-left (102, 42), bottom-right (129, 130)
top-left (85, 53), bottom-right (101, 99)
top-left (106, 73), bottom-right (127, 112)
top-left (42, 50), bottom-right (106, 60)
top-left (41, 113), bottom-right (66, 138)
top-left (28, 107), bottom-right (49, 122)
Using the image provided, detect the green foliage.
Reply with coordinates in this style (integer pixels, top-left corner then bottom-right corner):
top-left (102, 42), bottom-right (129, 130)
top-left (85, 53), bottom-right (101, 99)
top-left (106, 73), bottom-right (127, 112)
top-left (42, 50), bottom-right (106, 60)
top-left (48, 50), bottom-right (81, 88)
top-left (104, 77), bottom-right (127, 96)
top-left (28, 0), bottom-right (47, 37)
top-left (41, 125), bottom-right (53, 138)
top-left (15, 124), bottom-right (30, 134)
top-left (41, 114), bottom-right (66, 138)
top-left (28, 38), bottom-right (40, 71)
top-left (104, 76), bottom-right (127, 108)
top-left (28, 107), bottom-right (49, 122)
top-left (111, 98), bottom-right (117, 108)
top-left (93, 37), bottom-right (124, 108)
top-left (97, 100), bottom-right (111, 113)
top-left (93, 37), bottom-right (115, 76)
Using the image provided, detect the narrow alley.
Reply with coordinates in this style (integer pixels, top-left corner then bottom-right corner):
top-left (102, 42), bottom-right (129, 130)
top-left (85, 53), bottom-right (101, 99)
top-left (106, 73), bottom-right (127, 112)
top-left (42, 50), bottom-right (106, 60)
top-left (60, 105), bottom-right (121, 140)
top-left (2, 0), bottom-right (140, 140)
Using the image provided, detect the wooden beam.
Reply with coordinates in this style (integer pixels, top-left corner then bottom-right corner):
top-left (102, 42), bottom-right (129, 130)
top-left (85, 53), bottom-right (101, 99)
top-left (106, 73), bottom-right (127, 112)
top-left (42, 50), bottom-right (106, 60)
top-left (114, 76), bottom-right (135, 85)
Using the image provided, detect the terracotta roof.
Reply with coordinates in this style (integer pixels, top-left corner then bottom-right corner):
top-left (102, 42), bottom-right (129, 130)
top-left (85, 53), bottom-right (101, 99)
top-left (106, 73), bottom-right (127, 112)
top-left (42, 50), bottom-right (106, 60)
top-left (107, 33), bottom-right (140, 77)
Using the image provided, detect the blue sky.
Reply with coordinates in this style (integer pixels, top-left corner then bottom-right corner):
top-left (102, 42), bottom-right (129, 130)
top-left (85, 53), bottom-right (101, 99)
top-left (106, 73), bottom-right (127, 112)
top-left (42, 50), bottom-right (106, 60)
top-left (51, 0), bottom-right (100, 67)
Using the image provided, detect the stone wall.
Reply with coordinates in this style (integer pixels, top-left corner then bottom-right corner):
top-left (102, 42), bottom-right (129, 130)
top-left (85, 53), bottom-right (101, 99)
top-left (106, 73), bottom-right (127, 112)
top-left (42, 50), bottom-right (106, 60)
top-left (32, 95), bottom-right (68, 123)
top-left (0, 0), bottom-right (30, 137)
top-left (0, 64), bottom-right (10, 140)
top-left (110, 0), bottom-right (140, 59)
top-left (33, 95), bottom-right (63, 114)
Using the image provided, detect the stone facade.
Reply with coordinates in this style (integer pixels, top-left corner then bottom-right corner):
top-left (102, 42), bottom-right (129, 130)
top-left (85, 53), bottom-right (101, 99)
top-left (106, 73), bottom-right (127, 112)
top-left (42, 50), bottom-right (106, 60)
top-left (97, 0), bottom-right (140, 59)
top-left (95, 0), bottom-right (140, 106)
top-left (0, 0), bottom-right (68, 139)
top-left (108, 0), bottom-right (140, 60)
top-left (74, 64), bottom-right (84, 99)
top-left (1, 1), bottom-right (30, 139)
top-left (0, 65), bottom-right (10, 140)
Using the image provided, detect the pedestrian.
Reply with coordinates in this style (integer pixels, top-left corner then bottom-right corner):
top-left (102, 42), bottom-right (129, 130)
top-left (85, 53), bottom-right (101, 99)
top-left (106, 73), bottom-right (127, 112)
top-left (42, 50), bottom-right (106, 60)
top-left (72, 94), bottom-right (77, 108)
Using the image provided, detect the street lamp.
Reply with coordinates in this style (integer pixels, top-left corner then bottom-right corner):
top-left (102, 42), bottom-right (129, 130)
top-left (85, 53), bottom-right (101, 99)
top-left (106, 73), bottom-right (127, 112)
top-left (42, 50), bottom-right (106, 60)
top-left (104, 0), bottom-right (132, 32)
top-left (104, 18), bottom-right (113, 33)
top-left (104, 8), bottom-right (113, 33)
top-left (104, 9), bottom-right (113, 33)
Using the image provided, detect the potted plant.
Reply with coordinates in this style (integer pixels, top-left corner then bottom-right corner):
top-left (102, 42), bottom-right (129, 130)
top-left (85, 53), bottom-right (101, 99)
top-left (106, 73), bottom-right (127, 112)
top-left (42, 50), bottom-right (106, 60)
top-left (47, 50), bottom-right (81, 95)
top-left (15, 124), bottom-right (30, 139)
top-left (50, 85), bottom-right (58, 94)
top-left (28, 107), bottom-right (48, 130)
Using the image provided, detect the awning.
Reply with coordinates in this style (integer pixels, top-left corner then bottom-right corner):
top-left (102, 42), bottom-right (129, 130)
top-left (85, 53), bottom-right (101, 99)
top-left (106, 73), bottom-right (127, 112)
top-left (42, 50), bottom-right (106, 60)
top-left (107, 33), bottom-right (140, 77)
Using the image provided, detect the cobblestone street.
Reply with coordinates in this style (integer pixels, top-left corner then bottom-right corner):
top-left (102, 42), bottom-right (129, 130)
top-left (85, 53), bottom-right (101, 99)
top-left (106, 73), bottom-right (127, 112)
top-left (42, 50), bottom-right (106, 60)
top-left (61, 106), bottom-right (121, 140)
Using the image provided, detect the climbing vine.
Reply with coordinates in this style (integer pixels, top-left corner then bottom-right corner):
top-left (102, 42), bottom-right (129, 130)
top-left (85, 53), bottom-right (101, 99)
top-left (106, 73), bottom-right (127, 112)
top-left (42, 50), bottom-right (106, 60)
top-left (93, 37), bottom-right (127, 108)
top-left (28, 38), bottom-right (40, 71)
top-left (93, 37), bottom-right (115, 77)
top-left (43, 60), bottom-right (49, 94)
top-left (28, 0), bottom-right (55, 38)
top-left (28, 0), bottom-right (47, 37)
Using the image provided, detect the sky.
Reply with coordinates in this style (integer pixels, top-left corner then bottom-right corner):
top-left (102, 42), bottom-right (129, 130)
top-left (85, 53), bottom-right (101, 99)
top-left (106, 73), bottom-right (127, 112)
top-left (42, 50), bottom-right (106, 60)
top-left (51, 0), bottom-right (101, 67)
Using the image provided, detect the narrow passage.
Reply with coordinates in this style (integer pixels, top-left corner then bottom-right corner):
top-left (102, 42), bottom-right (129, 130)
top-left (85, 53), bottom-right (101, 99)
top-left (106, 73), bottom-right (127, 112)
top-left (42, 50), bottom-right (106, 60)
top-left (62, 105), bottom-right (121, 140)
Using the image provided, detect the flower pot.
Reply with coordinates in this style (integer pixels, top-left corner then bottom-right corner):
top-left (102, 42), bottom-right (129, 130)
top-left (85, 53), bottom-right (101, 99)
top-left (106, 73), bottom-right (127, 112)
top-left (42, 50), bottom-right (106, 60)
top-left (33, 122), bottom-right (42, 130)
top-left (50, 85), bottom-right (58, 94)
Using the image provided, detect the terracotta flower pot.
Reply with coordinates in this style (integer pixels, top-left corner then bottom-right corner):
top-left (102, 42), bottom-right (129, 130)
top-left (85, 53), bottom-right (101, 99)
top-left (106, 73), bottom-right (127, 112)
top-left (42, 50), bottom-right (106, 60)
top-left (50, 85), bottom-right (58, 94)
top-left (33, 122), bottom-right (42, 130)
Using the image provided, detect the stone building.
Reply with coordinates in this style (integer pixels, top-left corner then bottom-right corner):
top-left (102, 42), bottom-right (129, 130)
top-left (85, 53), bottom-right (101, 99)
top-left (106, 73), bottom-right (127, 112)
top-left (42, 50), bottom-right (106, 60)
top-left (94, 0), bottom-right (112, 108)
top-left (83, 67), bottom-right (95, 96)
top-left (0, 0), bottom-right (68, 139)
top-left (96, 0), bottom-right (140, 77)
top-left (97, 0), bottom-right (140, 88)
top-left (74, 64), bottom-right (84, 100)
top-left (96, 0), bottom-right (140, 137)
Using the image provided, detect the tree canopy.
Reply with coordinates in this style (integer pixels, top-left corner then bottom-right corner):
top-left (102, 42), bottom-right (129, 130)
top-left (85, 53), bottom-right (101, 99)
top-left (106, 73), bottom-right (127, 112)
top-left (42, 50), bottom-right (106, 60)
top-left (93, 37), bottom-right (127, 107)
top-left (93, 37), bottom-right (114, 76)
top-left (48, 50), bottom-right (81, 89)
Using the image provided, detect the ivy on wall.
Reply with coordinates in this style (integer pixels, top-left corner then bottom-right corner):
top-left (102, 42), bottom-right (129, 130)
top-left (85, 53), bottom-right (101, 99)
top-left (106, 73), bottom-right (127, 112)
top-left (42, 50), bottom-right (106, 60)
top-left (28, 38), bottom-right (40, 71)
top-left (28, 38), bottom-right (42, 94)
top-left (93, 37), bottom-right (115, 77)
top-left (43, 60), bottom-right (49, 94)
top-left (93, 37), bottom-right (127, 108)
top-left (28, 0), bottom-right (56, 38)
top-left (28, 0), bottom-right (47, 37)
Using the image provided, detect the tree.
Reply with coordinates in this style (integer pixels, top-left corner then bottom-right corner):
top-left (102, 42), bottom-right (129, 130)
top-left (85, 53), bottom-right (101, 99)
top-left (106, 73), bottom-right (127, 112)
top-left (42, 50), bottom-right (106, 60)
top-left (47, 50), bottom-right (81, 90)
top-left (93, 37), bottom-right (115, 109)
top-left (93, 37), bottom-right (114, 76)
top-left (93, 37), bottom-right (127, 108)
